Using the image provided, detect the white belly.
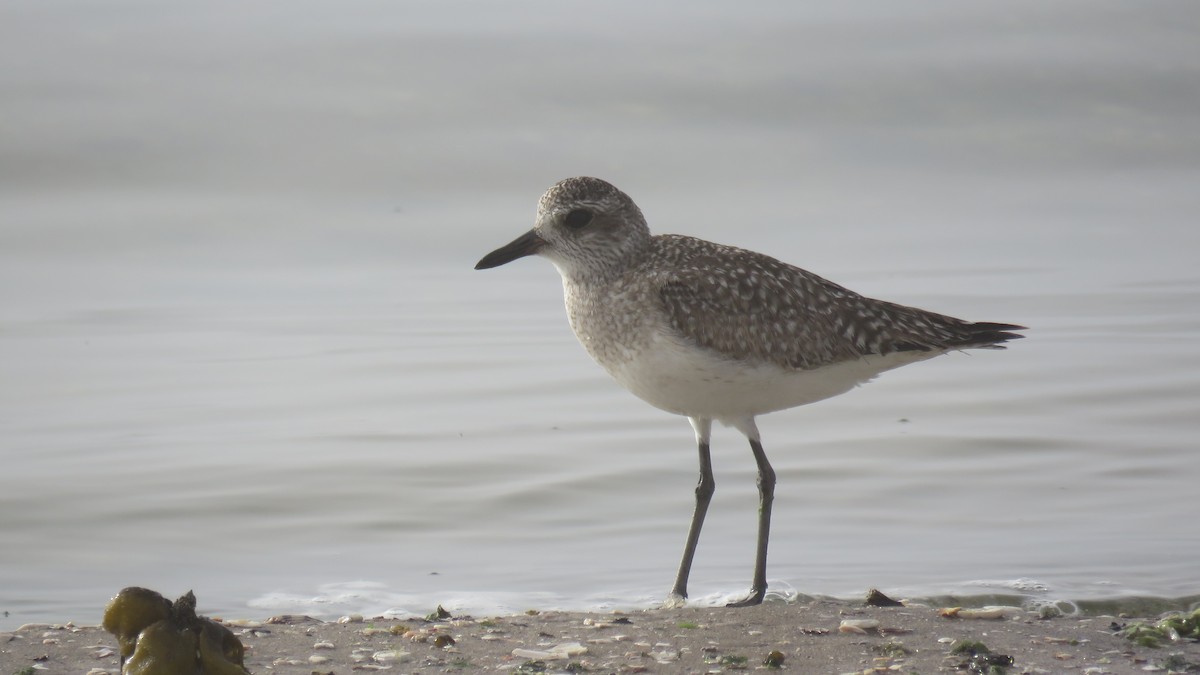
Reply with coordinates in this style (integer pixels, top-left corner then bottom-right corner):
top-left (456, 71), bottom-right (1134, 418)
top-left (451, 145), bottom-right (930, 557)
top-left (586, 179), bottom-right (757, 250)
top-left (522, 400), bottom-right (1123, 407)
top-left (602, 330), bottom-right (937, 424)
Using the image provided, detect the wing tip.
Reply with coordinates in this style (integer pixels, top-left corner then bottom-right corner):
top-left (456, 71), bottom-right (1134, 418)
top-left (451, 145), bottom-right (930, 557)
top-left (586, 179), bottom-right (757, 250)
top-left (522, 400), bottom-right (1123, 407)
top-left (961, 322), bottom-right (1028, 349)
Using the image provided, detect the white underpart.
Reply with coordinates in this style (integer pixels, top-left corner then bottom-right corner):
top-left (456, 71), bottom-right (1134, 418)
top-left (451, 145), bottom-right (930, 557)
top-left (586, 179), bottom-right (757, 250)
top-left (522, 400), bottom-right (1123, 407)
top-left (604, 328), bottom-right (939, 426)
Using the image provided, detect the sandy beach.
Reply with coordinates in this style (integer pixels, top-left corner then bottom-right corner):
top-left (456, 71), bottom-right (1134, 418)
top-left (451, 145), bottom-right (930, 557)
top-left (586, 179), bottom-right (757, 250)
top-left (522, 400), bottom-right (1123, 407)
top-left (4, 597), bottom-right (1197, 674)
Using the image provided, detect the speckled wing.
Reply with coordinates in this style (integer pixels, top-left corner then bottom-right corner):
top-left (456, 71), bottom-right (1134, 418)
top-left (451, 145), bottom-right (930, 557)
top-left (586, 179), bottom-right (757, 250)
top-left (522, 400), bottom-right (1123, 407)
top-left (650, 235), bottom-right (1024, 371)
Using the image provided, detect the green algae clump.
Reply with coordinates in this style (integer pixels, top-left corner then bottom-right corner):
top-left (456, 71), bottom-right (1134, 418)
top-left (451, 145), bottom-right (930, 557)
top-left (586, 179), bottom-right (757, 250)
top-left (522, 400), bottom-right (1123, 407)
top-left (102, 586), bottom-right (173, 662)
top-left (102, 587), bottom-right (249, 674)
top-left (1121, 607), bottom-right (1200, 648)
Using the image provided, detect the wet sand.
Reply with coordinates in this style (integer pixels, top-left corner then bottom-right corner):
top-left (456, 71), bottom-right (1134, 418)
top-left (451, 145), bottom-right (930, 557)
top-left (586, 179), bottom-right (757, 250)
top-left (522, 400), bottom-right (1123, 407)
top-left (3, 598), bottom-right (1196, 674)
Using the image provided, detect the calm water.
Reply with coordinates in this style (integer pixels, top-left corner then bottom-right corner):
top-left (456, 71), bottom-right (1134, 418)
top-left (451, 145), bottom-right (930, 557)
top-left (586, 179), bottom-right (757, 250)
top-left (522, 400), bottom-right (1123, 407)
top-left (2, 1), bottom-right (1199, 630)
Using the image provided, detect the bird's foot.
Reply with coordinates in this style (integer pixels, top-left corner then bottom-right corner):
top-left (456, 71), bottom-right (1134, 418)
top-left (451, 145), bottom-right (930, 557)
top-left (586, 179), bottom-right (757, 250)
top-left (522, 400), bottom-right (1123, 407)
top-left (725, 587), bottom-right (766, 608)
top-left (661, 592), bottom-right (688, 609)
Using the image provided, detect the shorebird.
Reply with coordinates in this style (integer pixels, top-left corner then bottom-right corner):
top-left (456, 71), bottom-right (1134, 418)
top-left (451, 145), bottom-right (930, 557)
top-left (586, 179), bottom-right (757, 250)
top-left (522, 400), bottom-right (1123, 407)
top-left (474, 176), bottom-right (1025, 607)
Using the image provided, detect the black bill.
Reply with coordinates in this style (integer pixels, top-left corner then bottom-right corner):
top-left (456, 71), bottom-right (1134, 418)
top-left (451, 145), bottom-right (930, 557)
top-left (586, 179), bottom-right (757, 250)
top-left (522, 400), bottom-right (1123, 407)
top-left (474, 229), bottom-right (546, 269)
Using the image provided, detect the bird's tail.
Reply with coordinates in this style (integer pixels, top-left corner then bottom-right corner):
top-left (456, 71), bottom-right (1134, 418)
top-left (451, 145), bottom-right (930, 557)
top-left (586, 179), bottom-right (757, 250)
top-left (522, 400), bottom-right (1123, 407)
top-left (951, 321), bottom-right (1027, 350)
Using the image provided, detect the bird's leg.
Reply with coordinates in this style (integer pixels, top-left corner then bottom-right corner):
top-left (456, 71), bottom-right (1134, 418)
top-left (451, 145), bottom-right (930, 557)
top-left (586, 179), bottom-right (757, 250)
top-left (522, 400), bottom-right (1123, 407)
top-left (667, 418), bottom-right (714, 606)
top-left (728, 421), bottom-right (775, 607)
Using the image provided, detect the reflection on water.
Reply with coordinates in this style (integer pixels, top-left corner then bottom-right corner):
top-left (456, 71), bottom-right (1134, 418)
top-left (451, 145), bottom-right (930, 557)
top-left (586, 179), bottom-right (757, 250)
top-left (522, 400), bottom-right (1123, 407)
top-left (2, 1), bottom-right (1199, 628)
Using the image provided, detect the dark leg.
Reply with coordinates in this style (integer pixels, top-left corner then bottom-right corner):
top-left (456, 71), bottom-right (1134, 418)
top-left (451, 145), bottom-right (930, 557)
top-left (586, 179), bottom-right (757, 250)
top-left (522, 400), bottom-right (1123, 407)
top-left (669, 437), bottom-right (715, 602)
top-left (727, 437), bottom-right (775, 607)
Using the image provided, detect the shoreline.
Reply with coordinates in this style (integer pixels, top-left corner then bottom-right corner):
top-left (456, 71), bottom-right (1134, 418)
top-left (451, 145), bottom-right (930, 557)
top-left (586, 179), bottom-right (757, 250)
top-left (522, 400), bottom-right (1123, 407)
top-left (4, 597), bottom-right (1198, 674)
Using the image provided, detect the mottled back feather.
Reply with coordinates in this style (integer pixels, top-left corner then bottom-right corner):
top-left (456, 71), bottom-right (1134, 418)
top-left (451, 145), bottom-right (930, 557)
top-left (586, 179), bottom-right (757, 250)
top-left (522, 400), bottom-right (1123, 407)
top-left (647, 235), bottom-right (1023, 370)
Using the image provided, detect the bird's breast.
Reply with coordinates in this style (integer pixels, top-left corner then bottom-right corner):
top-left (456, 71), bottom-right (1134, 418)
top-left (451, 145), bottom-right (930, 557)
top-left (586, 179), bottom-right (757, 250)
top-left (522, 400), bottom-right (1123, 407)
top-left (563, 279), bottom-right (656, 370)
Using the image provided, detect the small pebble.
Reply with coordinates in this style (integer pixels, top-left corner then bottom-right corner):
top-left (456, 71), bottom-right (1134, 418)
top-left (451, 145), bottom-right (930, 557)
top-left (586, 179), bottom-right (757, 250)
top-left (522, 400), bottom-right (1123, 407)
top-left (555, 642), bottom-right (587, 657)
top-left (650, 649), bottom-right (680, 663)
top-left (838, 619), bottom-right (880, 634)
top-left (372, 649), bottom-right (411, 663)
top-left (939, 606), bottom-right (1022, 620)
top-left (511, 642), bottom-right (587, 660)
top-left (314, 640), bottom-right (335, 649)
top-left (308, 654), bottom-right (330, 664)
top-left (433, 634), bottom-right (456, 648)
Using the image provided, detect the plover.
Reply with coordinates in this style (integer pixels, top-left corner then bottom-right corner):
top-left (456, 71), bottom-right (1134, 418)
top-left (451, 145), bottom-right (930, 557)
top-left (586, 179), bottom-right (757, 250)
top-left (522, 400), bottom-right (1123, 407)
top-left (475, 176), bottom-right (1025, 607)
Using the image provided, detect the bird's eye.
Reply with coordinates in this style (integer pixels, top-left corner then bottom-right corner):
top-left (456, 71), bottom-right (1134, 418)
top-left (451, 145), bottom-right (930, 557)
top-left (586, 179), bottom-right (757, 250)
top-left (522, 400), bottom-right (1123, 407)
top-left (563, 208), bottom-right (593, 229)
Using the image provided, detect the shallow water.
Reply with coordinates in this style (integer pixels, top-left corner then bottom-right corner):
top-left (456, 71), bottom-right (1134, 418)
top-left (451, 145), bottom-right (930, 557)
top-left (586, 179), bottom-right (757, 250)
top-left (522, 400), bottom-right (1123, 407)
top-left (2, 1), bottom-right (1199, 629)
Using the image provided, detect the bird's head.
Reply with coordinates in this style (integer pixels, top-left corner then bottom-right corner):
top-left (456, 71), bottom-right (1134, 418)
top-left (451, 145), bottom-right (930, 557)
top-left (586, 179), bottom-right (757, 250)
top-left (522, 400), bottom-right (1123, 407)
top-left (475, 176), bottom-right (651, 282)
